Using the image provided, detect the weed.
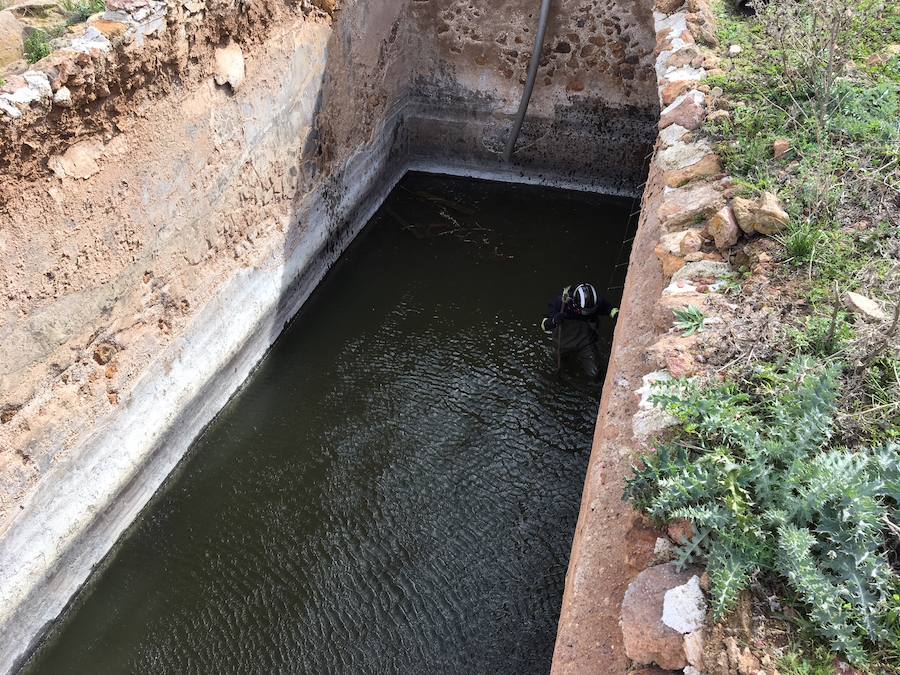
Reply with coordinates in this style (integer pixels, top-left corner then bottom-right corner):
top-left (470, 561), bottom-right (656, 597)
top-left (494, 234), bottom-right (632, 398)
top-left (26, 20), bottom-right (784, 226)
top-left (673, 306), bottom-right (706, 337)
top-left (788, 312), bottom-right (855, 356)
top-left (63, 0), bottom-right (105, 24)
top-left (24, 30), bottom-right (54, 64)
top-left (780, 224), bottom-right (819, 265)
top-left (624, 358), bottom-right (900, 665)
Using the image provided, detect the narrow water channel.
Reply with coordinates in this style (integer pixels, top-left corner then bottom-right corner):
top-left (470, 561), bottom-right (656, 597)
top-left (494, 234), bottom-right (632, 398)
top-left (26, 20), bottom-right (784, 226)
top-left (25, 173), bottom-right (633, 674)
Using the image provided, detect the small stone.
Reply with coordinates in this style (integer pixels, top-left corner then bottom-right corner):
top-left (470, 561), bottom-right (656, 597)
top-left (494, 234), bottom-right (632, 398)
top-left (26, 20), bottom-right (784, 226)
top-left (655, 0), bottom-right (684, 13)
top-left (654, 537), bottom-right (677, 562)
top-left (48, 139), bottom-right (104, 180)
top-left (706, 205), bottom-right (740, 249)
top-left (752, 191), bottom-right (789, 235)
top-left (731, 192), bottom-right (789, 236)
top-left (731, 196), bottom-right (755, 234)
top-left (659, 181), bottom-right (727, 231)
top-left (728, 44), bottom-right (742, 56)
top-left (684, 667), bottom-right (702, 675)
top-left (738, 647), bottom-right (763, 675)
top-left (667, 518), bottom-right (695, 544)
top-left (662, 575), bottom-right (706, 634)
top-left (772, 139), bottom-right (791, 159)
top-left (93, 342), bottom-right (118, 365)
top-left (845, 291), bottom-right (888, 322)
top-left (671, 260), bottom-right (731, 284)
top-left (659, 90), bottom-right (707, 131)
top-left (664, 153), bottom-right (721, 188)
top-left (684, 629), bottom-right (705, 670)
top-left (679, 227), bottom-right (705, 255)
top-left (621, 563), bottom-right (698, 670)
top-left (213, 39), bottom-right (245, 91)
top-left (53, 86), bottom-right (72, 107)
top-left (705, 109), bottom-right (730, 124)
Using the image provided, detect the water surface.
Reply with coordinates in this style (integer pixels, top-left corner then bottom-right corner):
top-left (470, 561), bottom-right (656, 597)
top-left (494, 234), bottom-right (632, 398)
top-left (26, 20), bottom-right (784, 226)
top-left (26, 173), bottom-right (633, 674)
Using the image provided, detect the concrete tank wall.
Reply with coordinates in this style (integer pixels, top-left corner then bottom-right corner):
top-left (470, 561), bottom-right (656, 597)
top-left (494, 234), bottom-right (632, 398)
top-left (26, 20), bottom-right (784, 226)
top-left (0, 0), bottom-right (658, 670)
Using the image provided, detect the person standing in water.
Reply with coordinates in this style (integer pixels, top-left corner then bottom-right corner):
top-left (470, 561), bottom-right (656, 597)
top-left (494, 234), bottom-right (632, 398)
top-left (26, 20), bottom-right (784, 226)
top-left (541, 283), bottom-right (617, 379)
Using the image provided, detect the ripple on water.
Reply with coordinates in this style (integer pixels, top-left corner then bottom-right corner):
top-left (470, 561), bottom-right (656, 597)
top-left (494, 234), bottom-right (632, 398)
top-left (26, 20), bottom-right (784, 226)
top-left (25, 174), bottom-right (634, 675)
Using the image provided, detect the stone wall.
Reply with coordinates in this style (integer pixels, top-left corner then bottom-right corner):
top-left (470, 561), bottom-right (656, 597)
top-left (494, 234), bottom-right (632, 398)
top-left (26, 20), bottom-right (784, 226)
top-left (551, 0), bottom-right (791, 671)
top-left (406, 0), bottom-right (659, 191)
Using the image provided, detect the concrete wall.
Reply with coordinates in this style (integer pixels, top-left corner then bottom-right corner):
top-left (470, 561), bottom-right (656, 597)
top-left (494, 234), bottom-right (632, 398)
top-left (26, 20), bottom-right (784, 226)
top-left (406, 0), bottom-right (658, 191)
top-left (0, 0), bottom-right (659, 670)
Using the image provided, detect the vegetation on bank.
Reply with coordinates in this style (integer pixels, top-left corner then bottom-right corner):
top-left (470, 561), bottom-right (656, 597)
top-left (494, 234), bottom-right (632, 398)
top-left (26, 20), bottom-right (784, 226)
top-left (629, 0), bottom-right (899, 669)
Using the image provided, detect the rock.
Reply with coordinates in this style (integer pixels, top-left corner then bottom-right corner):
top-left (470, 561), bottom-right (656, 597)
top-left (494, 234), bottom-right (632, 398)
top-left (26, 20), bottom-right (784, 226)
top-left (738, 647), bottom-right (763, 675)
top-left (731, 196), bottom-right (756, 235)
top-left (48, 139), bottom-right (104, 179)
top-left (845, 291), bottom-right (888, 321)
top-left (659, 181), bottom-right (727, 232)
top-left (730, 192), bottom-right (789, 236)
top-left (654, 536), bottom-right (677, 562)
top-left (725, 636), bottom-right (742, 667)
top-left (664, 153), bottom-right (721, 188)
top-left (659, 139), bottom-right (714, 172)
top-left (88, 18), bottom-right (128, 39)
top-left (213, 39), bottom-right (245, 91)
top-left (772, 138), bottom-right (790, 159)
top-left (683, 629), bottom-right (705, 670)
top-left (706, 205), bottom-right (740, 249)
top-left (753, 191), bottom-right (789, 235)
top-left (655, 0), bottom-right (684, 13)
top-left (663, 575), bottom-right (706, 633)
top-left (621, 563), bottom-right (699, 670)
top-left (656, 238), bottom-right (687, 277)
top-left (659, 90), bottom-right (706, 130)
top-left (633, 372), bottom-right (678, 440)
top-left (22, 69), bottom-right (51, 98)
top-left (728, 44), bottom-right (742, 56)
top-left (667, 518), bottom-right (695, 544)
top-left (53, 85), bottom-right (72, 107)
top-left (92, 341), bottom-right (117, 365)
top-left (0, 10), bottom-right (24, 67)
top-left (684, 667), bottom-right (702, 675)
top-left (0, 403), bottom-right (21, 424)
top-left (660, 79), bottom-right (694, 106)
top-left (671, 260), bottom-right (731, 284)
top-left (679, 227), bottom-right (705, 255)
top-left (312, 0), bottom-right (337, 12)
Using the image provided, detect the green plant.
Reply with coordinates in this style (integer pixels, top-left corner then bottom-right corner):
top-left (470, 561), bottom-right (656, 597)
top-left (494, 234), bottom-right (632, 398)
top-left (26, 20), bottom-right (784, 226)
top-left (64, 0), bottom-right (105, 24)
top-left (780, 224), bottom-right (819, 264)
top-left (673, 306), bottom-right (706, 337)
top-left (24, 30), bottom-right (52, 64)
top-left (788, 312), bottom-right (855, 357)
top-left (624, 358), bottom-right (900, 664)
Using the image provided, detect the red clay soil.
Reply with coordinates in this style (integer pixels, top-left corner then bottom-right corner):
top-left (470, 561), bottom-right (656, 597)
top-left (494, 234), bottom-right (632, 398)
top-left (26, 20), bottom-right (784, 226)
top-left (551, 159), bottom-right (669, 674)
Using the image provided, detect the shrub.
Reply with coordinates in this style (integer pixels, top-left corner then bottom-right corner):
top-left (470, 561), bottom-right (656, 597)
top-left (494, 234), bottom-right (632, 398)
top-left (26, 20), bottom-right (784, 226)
top-left (24, 29), bottom-right (53, 64)
top-left (625, 358), bottom-right (900, 664)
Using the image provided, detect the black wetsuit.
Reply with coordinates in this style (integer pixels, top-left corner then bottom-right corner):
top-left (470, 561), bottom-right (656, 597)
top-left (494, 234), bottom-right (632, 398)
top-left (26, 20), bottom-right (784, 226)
top-left (543, 291), bottom-right (613, 379)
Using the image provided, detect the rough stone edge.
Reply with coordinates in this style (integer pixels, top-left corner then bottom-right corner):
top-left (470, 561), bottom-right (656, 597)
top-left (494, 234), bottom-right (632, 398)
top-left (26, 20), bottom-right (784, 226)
top-left (551, 1), bottom-right (729, 672)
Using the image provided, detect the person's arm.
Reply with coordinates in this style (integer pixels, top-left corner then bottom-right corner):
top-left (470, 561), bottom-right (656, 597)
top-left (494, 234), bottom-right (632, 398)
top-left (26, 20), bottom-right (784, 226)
top-left (541, 295), bottom-right (564, 333)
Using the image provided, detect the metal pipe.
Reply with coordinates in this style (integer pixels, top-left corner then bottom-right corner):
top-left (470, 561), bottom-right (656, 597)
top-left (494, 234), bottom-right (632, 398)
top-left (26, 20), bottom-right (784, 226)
top-left (504, 0), bottom-right (553, 162)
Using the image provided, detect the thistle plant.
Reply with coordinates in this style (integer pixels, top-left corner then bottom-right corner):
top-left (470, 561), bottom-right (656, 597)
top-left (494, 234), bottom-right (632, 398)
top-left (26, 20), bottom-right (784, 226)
top-left (673, 306), bottom-right (706, 337)
top-left (625, 357), bottom-right (900, 664)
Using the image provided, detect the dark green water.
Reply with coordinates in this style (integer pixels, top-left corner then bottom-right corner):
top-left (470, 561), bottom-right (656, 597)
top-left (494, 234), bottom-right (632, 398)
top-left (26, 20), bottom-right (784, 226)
top-left (25, 173), bottom-right (633, 674)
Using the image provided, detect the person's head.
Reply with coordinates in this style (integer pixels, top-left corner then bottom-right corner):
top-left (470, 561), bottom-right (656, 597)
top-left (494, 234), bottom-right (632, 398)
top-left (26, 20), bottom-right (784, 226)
top-left (565, 283), bottom-right (600, 316)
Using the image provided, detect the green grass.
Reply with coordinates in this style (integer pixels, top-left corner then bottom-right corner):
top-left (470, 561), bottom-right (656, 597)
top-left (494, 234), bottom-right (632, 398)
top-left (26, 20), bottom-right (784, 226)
top-left (62, 0), bottom-right (105, 24)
